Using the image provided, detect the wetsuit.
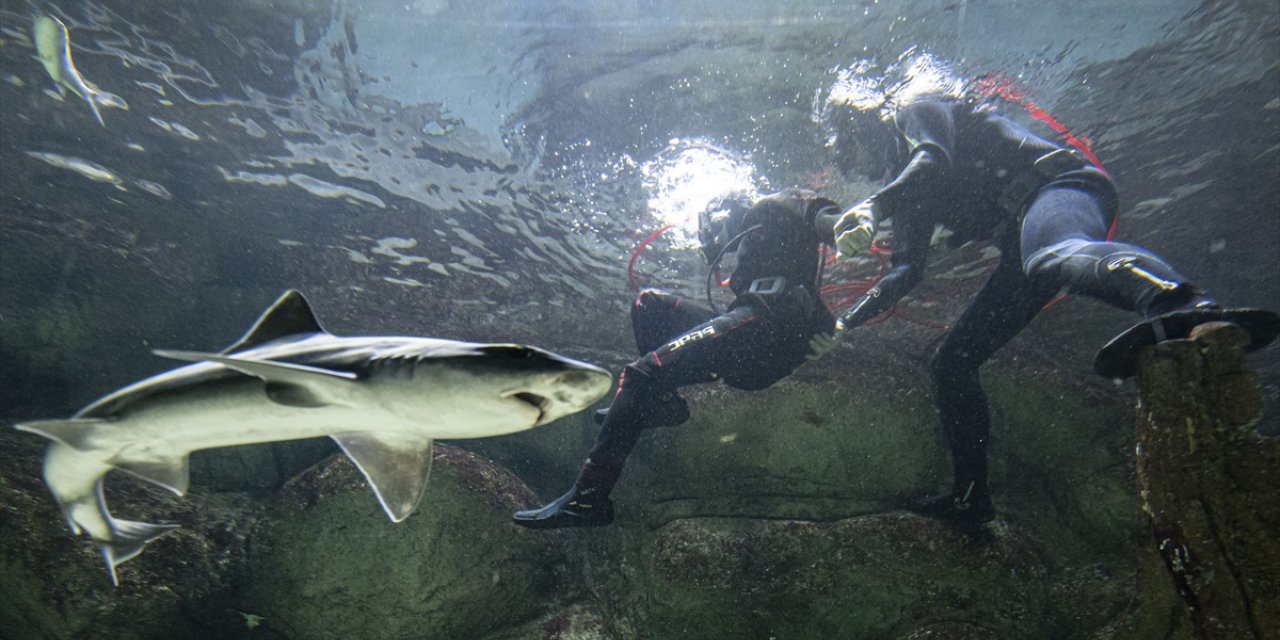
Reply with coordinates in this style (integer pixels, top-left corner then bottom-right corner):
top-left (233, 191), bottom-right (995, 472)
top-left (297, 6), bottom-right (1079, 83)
top-left (837, 99), bottom-right (1220, 523)
top-left (514, 189), bottom-right (838, 528)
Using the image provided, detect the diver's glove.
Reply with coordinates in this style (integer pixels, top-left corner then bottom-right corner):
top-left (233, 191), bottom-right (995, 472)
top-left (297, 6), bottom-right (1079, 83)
top-left (805, 332), bottom-right (839, 361)
top-left (834, 199), bottom-right (879, 258)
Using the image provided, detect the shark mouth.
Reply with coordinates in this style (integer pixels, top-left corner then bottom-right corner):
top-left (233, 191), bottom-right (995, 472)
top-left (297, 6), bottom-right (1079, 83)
top-left (509, 391), bottom-right (552, 422)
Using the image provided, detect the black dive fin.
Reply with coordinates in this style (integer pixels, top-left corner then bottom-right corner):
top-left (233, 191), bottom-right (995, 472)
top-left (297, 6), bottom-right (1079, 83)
top-left (1095, 308), bottom-right (1280, 379)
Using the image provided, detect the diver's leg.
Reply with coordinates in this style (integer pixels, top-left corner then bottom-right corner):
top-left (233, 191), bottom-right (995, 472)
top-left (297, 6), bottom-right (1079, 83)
top-left (921, 258), bottom-right (1058, 526)
top-left (513, 307), bottom-right (759, 529)
top-left (586, 289), bottom-right (717, 425)
top-left (1020, 186), bottom-right (1279, 377)
top-left (512, 365), bottom-right (674, 528)
top-left (631, 289), bottom-right (716, 355)
top-left (1021, 186), bottom-right (1215, 316)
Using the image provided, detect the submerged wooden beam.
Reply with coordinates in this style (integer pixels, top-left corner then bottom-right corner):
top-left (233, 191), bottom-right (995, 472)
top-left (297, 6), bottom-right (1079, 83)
top-left (1132, 321), bottom-right (1279, 639)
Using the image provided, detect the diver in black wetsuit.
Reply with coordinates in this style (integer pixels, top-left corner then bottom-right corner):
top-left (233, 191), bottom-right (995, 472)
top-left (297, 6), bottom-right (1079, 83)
top-left (824, 96), bottom-right (1280, 526)
top-left (513, 189), bottom-right (843, 529)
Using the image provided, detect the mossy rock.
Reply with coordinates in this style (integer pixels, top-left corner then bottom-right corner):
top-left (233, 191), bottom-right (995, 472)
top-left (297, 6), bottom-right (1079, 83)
top-left (616, 514), bottom-right (1051, 639)
top-left (0, 432), bottom-right (262, 640)
top-left (619, 378), bottom-right (946, 526)
top-left (237, 445), bottom-right (581, 640)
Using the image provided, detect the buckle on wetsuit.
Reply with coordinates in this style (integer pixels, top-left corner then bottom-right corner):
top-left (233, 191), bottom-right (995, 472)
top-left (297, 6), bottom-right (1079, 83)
top-left (748, 277), bottom-right (786, 296)
top-left (1032, 148), bottom-right (1085, 177)
top-left (730, 277), bottom-right (788, 313)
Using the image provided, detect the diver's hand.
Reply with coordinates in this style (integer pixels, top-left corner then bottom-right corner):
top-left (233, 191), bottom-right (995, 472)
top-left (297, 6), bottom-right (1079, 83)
top-left (836, 223), bottom-right (874, 257)
top-left (834, 200), bottom-right (878, 258)
top-left (805, 331), bottom-right (840, 361)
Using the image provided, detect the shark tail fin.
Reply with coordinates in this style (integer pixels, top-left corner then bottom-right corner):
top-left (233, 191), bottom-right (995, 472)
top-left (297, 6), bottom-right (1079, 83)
top-left (84, 90), bottom-right (105, 127)
top-left (103, 518), bottom-right (181, 586)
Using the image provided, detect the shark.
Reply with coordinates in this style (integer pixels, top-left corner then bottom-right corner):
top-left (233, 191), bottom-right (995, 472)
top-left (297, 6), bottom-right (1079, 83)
top-left (32, 14), bottom-right (127, 127)
top-left (16, 290), bottom-right (612, 585)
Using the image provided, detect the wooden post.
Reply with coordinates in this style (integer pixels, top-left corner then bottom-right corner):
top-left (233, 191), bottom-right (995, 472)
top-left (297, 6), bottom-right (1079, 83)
top-left (1131, 322), bottom-right (1279, 639)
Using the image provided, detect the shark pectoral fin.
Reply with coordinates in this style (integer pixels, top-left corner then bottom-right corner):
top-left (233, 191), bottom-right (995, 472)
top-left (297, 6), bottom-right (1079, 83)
top-left (114, 456), bottom-right (191, 496)
top-left (15, 418), bottom-right (105, 449)
top-left (103, 519), bottom-right (181, 586)
top-left (153, 350), bottom-right (357, 407)
top-left (331, 432), bottom-right (434, 522)
top-left (152, 350), bottom-right (356, 380)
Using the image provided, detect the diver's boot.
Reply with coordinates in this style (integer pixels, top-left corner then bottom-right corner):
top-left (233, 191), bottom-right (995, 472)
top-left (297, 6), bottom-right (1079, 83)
top-left (1091, 254), bottom-right (1280, 378)
top-left (593, 391), bottom-right (689, 428)
top-left (911, 479), bottom-right (994, 528)
top-left (512, 464), bottom-right (617, 530)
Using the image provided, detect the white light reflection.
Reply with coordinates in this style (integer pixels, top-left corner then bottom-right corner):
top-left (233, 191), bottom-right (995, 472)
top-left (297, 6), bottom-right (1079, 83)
top-left (816, 50), bottom-right (967, 137)
top-left (889, 49), bottom-right (967, 106)
top-left (640, 138), bottom-right (760, 248)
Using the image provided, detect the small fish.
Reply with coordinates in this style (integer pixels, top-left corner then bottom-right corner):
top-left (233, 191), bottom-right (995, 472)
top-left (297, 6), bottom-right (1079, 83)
top-left (16, 290), bottom-right (612, 585)
top-left (25, 151), bottom-right (125, 189)
top-left (33, 14), bottom-right (127, 127)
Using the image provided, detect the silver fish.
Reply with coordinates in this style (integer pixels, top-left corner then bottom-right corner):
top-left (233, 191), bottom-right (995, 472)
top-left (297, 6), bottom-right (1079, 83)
top-left (33, 14), bottom-right (127, 127)
top-left (16, 290), bottom-right (612, 584)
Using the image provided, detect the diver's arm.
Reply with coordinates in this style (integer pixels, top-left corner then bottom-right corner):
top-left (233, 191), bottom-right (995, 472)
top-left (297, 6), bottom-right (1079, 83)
top-left (834, 102), bottom-right (954, 327)
top-left (744, 189), bottom-right (842, 240)
top-left (830, 141), bottom-right (947, 257)
top-left (871, 145), bottom-right (946, 212)
top-left (811, 202), bottom-right (846, 243)
top-left (837, 211), bottom-right (931, 330)
top-left (838, 263), bottom-right (923, 329)
top-left (871, 100), bottom-right (956, 213)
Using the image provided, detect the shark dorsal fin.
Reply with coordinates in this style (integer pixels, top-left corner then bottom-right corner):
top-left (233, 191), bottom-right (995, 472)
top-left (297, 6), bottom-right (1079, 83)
top-left (223, 290), bottom-right (328, 354)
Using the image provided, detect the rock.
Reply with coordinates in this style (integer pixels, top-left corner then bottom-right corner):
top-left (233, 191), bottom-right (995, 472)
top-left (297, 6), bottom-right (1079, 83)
top-left (0, 431), bottom-right (262, 640)
top-left (892, 622), bottom-right (998, 640)
top-left (482, 603), bottom-right (623, 640)
top-left (618, 513), bottom-right (1050, 638)
top-left (235, 444), bottom-right (582, 640)
top-left (617, 375), bottom-right (947, 527)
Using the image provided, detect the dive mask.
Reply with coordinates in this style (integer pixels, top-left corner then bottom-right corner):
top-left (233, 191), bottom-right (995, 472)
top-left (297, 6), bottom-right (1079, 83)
top-left (697, 197), bottom-right (750, 264)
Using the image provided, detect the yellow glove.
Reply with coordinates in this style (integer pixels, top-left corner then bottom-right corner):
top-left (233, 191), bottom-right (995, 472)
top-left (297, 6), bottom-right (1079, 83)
top-left (834, 200), bottom-right (878, 258)
top-left (805, 331), bottom-right (840, 361)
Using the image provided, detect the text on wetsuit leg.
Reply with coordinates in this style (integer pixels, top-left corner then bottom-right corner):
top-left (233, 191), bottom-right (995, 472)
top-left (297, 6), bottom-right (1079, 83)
top-left (666, 326), bottom-right (716, 351)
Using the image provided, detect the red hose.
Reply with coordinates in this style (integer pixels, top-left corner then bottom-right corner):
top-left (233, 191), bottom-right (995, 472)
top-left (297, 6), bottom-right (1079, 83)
top-left (627, 224), bottom-right (674, 291)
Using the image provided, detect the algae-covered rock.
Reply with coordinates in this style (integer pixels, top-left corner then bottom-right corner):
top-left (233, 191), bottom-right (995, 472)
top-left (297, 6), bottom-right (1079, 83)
top-left (617, 375), bottom-right (946, 527)
top-left (481, 603), bottom-right (623, 640)
top-left (621, 514), bottom-right (1051, 639)
top-left (0, 431), bottom-right (262, 640)
top-left (237, 444), bottom-right (581, 640)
